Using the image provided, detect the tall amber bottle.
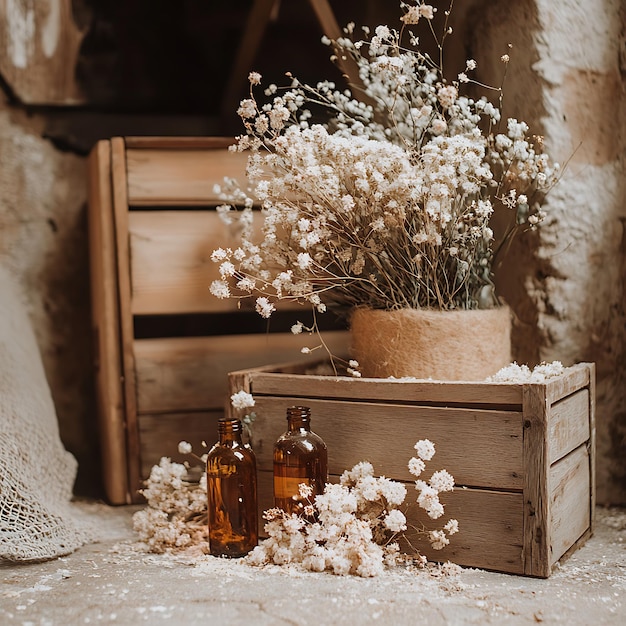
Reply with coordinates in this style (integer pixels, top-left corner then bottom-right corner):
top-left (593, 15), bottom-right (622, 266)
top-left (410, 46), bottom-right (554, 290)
top-left (273, 406), bottom-right (328, 515)
top-left (206, 418), bottom-right (258, 557)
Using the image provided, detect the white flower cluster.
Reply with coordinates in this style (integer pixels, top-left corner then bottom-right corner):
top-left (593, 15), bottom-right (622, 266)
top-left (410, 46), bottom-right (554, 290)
top-left (247, 440), bottom-right (458, 577)
top-left (487, 360), bottom-right (566, 383)
top-left (132, 456), bottom-right (208, 554)
top-left (210, 1), bottom-right (559, 329)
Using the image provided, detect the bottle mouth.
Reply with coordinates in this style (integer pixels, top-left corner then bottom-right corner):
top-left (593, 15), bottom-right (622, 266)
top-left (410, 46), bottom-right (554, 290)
top-left (218, 417), bottom-right (243, 434)
top-left (286, 406), bottom-right (311, 418)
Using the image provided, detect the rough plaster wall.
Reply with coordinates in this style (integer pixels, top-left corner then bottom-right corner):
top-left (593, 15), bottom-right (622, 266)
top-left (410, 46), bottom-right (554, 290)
top-left (534, 0), bottom-right (626, 505)
top-left (0, 98), bottom-right (99, 495)
top-left (471, 0), bottom-right (626, 504)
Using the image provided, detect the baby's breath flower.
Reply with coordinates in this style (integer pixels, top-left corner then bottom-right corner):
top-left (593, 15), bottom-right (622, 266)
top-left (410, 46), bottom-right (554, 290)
top-left (414, 439), bottom-right (436, 461)
top-left (209, 0), bottom-right (557, 365)
top-left (177, 441), bottom-right (192, 455)
top-left (255, 297), bottom-right (275, 318)
top-left (230, 390), bottom-right (255, 410)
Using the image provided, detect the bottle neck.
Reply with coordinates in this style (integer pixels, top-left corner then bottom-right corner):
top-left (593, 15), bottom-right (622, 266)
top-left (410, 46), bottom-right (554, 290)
top-left (218, 418), bottom-right (244, 444)
top-left (286, 406), bottom-right (311, 432)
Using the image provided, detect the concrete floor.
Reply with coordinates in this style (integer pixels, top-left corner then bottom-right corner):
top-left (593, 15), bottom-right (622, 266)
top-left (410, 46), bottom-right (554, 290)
top-left (1, 503), bottom-right (625, 625)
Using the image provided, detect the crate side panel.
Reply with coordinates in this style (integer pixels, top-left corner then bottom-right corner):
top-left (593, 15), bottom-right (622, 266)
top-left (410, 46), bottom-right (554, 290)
top-left (251, 396), bottom-right (524, 489)
top-left (257, 470), bottom-right (524, 574)
top-left (111, 137), bottom-right (142, 501)
top-left (138, 410), bottom-right (222, 481)
top-left (126, 146), bottom-right (247, 206)
top-left (87, 140), bottom-right (129, 504)
top-left (545, 363), bottom-right (591, 404)
top-left (549, 444), bottom-right (591, 567)
top-left (249, 371), bottom-right (524, 406)
top-left (135, 332), bottom-right (349, 414)
top-left (548, 389), bottom-right (590, 464)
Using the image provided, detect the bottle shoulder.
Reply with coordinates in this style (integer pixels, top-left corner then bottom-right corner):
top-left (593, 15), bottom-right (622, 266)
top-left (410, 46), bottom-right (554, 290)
top-left (207, 442), bottom-right (256, 465)
top-left (274, 429), bottom-right (327, 452)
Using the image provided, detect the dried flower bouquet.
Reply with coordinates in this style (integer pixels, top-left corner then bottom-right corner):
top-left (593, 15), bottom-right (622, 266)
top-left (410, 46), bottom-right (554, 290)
top-left (210, 0), bottom-right (559, 354)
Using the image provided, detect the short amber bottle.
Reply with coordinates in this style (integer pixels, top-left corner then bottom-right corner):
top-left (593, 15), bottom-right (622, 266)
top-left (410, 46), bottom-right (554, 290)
top-left (273, 406), bottom-right (328, 515)
top-left (206, 418), bottom-right (258, 557)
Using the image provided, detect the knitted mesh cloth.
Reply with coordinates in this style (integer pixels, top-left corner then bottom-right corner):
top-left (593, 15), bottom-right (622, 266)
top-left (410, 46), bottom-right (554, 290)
top-left (0, 266), bottom-right (90, 561)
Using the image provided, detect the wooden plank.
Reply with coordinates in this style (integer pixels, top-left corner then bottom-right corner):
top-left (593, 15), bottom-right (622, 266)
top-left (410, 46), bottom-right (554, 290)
top-left (256, 470), bottom-right (524, 574)
top-left (522, 383), bottom-right (550, 577)
top-left (545, 363), bottom-right (590, 404)
top-left (250, 396), bottom-right (524, 490)
top-left (110, 137), bottom-right (142, 501)
top-left (134, 331), bottom-right (349, 414)
top-left (588, 363), bottom-right (596, 533)
top-left (549, 444), bottom-right (591, 566)
top-left (548, 389), bottom-right (590, 464)
top-left (247, 370), bottom-right (525, 406)
top-left (138, 411), bottom-right (222, 482)
top-left (128, 210), bottom-right (251, 315)
top-left (87, 140), bottom-right (129, 505)
top-left (126, 147), bottom-right (247, 206)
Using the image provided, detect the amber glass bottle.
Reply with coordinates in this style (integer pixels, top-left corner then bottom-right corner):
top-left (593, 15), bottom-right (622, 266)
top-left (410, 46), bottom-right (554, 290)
top-left (273, 406), bottom-right (328, 515)
top-left (206, 418), bottom-right (258, 557)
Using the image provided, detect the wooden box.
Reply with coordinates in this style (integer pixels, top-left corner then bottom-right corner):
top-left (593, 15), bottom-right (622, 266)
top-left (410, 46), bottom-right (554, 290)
top-left (228, 361), bottom-right (595, 577)
top-left (87, 136), bottom-right (347, 504)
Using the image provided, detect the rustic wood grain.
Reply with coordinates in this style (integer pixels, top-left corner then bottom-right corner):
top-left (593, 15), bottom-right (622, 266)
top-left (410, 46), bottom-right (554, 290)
top-left (549, 444), bottom-right (591, 567)
top-left (522, 383), bottom-right (550, 577)
top-left (138, 411), bottom-right (222, 479)
top-left (128, 210), bottom-right (250, 315)
top-left (134, 331), bottom-right (349, 414)
top-left (126, 147), bottom-right (248, 206)
top-left (248, 369), bottom-right (525, 406)
top-left (545, 363), bottom-right (590, 404)
top-left (111, 137), bottom-right (142, 502)
top-left (588, 363), bottom-right (597, 533)
top-left (250, 396), bottom-right (524, 490)
top-left (547, 389), bottom-right (590, 464)
top-left (256, 470), bottom-right (524, 574)
top-left (87, 140), bottom-right (129, 505)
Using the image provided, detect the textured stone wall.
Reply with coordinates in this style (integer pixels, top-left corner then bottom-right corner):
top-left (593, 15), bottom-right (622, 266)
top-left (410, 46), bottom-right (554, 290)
top-left (471, 0), bottom-right (626, 505)
top-left (0, 101), bottom-right (99, 495)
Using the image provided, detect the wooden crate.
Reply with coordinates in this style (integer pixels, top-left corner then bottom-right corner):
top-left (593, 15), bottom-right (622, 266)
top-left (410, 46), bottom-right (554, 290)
top-left (228, 361), bottom-right (596, 577)
top-left (87, 136), bottom-right (348, 504)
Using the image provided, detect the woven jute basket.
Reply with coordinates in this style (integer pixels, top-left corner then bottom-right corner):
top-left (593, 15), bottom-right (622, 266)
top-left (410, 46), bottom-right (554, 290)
top-left (350, 306), bottom-right (512, 380)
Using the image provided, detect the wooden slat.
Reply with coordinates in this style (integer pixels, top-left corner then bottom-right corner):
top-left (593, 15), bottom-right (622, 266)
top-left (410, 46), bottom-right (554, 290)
top-left (522, 383), bottom-right (550, 577)
top-left (545, 363), bottom-right (590, 404)
top-left (128, 210), bottom-right (249, 315)
top-left (138, 411), bottom-right (222, 482)
top-left (87, 140), bottom-right (129, 505)
top-left (246, 370), bottom-right (525, 406)
top-left (134, 331), bottom-right (349, 414)
top-left (126, 146), bottom-right (247, 205)
top-left (250, 396), bottom-right (524, 490)
top-left (548, 389), bottom-right (590, 464)
top-left (549, 444), bottom-right (591, 566)
top-left (256, 470), bottom-right (524, 574)
top-left (111, 137), bottom-right (141, 501)
top-left (588, 363), bottom-right (597, 533)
